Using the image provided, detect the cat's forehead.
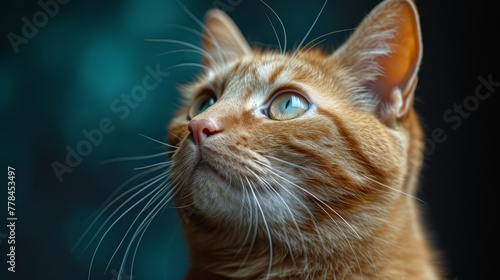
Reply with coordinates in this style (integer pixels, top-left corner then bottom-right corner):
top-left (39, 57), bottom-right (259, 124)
top-left (200, 52), bottom-right (330, 103)
top-left (213, 54), bottom-right (292, 87)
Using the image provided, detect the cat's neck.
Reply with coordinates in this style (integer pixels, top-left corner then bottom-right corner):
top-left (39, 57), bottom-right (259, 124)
top-left (182, 200), bottom-right (436, 279)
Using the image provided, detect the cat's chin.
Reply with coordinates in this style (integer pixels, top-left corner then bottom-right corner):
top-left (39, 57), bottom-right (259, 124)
top-left (171, 136), bottom-right (307, 226)
top-left (201, 160), bottom-right (230, 180)
top-left (188, 164), bottom-right (247, 218)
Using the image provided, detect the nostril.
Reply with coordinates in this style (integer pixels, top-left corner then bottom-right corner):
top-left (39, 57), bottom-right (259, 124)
top-left (202, 127), bottom-right (218, 137)
top-left (188, 119), bottom-right (222, 146)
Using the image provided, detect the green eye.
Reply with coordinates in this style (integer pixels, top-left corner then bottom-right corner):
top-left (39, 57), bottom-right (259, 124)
top-left (189, 91), bottom-right (216, 119)
top-left (269, 91), bottom-right (310, 121)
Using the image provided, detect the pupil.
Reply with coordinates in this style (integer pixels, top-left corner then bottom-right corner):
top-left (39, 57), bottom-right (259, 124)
top-left (285, 99), bottom-right (291, 109)
top-left (200, 98), bottom-right (213, 113)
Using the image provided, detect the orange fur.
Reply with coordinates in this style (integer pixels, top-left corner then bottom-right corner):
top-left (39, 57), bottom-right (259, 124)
top-left (167, 0), bottom-right (440, 279)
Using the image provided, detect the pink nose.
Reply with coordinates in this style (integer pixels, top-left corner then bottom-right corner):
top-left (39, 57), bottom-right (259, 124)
top-left (188, 119), bottom-right (222, 146)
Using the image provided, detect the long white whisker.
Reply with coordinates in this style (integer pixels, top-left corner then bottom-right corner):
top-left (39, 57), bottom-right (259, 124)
top-left (88, 174), bottom-right (167, 280)
top-left (158, 48), bottom-right (204, 57)
top-left (128, 215), bottom-right (154, 280)
top-left (174, 0), bottom-right (225, 66)
top-left (301, 28), bottom-right (355, 52)
top-left (167, 62), bottom-right (211, 72)
top-left (74, 164), bottom-right (167, 253)
top-left (296, 0), bottom-right (329, 51)
top-left (260, 0), bottom-right (287, 54)
top-left (133, 162), bottom-right (170, 171)
top-left (246, 168), bottom-right (299, 267)
top-left (239, 178), bottom-right (259, 267)
top-left (105, 181), bottom-right (169, 273)
top-left (234, 183), bottom-right (252, 260)
top-left (129, 212), bottom-right (157, 280)
top-left (303, 39), bottom-right (326, 53)
top-left (257, 163), bottom-right (361, 239)
top-left (121, 187), bottom-right (175, 280)
top-left (256, 160), bottom-right (366, 278)
top-left (255, 158), bottom-right (331, 275)
top-left (293, 28), bottom-right (354, 62)
top-left (162, 23), bottom-right (208, 42)
top-left (361, 174), bottom-right (426, 203)
top-left (106, 179), bottom-right (171, 270)
top-left (138, 133), bottom-right (177, 149)
top-left (246, 177), bottom-right (273, 280)
top-left (262, 11), bottom-right (282, 54)
top-left (145, 39), bottom-right (217, 67)
top-left (264, 155), bottom-right (307, 170)
top-left (266, 176), bottom-right (312, 274)
top-left (100, 152), bottom-right (171, 165)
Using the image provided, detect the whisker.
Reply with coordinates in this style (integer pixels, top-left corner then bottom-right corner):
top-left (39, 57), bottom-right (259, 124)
top-left (118, 186), bottom-right (175, 280)
top-left (238, 177), bottom-right (259, 267)
top-left (296, 0), bottom-right (329, 51)
top-left (256, 160), bottom-right (367, 278)
top-left (234, 183), bottom-right (253, 261)
top-left (138, 133), bottom-right (178, 149)
top-left (300, 28), bottom-right (355, 52)
top-left (105, 181), bottom-right (169, 273)
top-left (302, 39), bottom-right (326, 53)
top-left (262, 11), bottom-right (282, 54)
top-left (174, 0), bottom-right (224, 65)
top-left (256, 162), bottom-right (361, 239)
top-left (246, 168), bottom-right (299, 267)
top-left (266, 176), bottom-right (310, 274)
top-left (133, 161), bottom-right (170, 171)
top-left (255, 158), bottom-right (329, 274)
top-left (264, 155), bottom-right (307, 170)
top-left (166, 129), bottom-right (183, 142)
top-left (293, 28), bottom-right (355, 62)
top-left (100, 152), bottom-right (171, 165)
top-left (360, 174), bottom-right (426, 203)
top-left (145, 39), bottom-right (217, 67)
top-left (246, 177), bottom-right (273, 280)
top-left (162, 23), bottom-right (207, 42)
top-left (129, 214), bottom-right (154, 280)
top-left (167, 62), bottom-right (211, 72)
top-left (255, 157), bottom-right (325, 231)
top-left (88, 174), bottom-right (167, 280)
top-left (260, 0), bottom-right (287, 54)
top-left (73, 164), bottom-right (167, 253)
top-left (158, 48), bottom-right (204, 57)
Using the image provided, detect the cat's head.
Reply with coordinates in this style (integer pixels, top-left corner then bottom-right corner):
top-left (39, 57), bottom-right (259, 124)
top-left (167, 0), bottom-right (423, 243)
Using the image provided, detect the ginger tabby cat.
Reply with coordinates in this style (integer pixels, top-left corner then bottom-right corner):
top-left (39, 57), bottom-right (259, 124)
top-left (167, 0), bottom-right (440, 279)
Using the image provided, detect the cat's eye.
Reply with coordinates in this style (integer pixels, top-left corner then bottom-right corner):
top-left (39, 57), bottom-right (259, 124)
top-left (189, 90), bottom-right (216, 119)
top-left (268, 91), bottom-right (310, 121)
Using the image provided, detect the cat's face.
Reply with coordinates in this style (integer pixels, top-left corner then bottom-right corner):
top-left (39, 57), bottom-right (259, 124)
top-left (168, 51), bottom-right (401, 230)
top-left (167, 0), bottom-right (422, 243)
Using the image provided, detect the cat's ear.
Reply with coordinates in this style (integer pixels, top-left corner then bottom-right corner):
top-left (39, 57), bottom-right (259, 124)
top-left (201, 9), bottom-right (251, 66)
top-left (332, 0), bottom-right (422, 121)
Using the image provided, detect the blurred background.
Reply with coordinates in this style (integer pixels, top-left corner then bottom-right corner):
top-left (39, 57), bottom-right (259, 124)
top-left (0, 0), bottom-right (496, 279)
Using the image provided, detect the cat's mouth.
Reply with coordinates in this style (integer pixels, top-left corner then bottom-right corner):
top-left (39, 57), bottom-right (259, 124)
top-left (182, 131), bottom-right (270, 192)
top-left (184, 134), bottom-right (232, 184)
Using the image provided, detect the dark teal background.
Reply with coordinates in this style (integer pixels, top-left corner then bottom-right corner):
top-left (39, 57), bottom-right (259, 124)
top-left (1, 0), bottom-right (495, 279)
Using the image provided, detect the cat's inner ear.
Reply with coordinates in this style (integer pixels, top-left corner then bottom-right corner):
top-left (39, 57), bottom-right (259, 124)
top-left (202, 9), bottom-right (251, 66)
top-left (332, 0), bottom-right (422, 121)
